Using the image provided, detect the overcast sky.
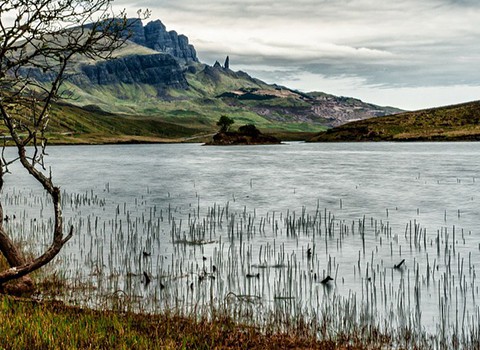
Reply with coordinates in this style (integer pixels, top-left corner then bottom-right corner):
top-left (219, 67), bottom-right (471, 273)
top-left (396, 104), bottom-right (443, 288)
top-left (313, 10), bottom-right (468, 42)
top-left (114, 0), bottom-right (480, 110)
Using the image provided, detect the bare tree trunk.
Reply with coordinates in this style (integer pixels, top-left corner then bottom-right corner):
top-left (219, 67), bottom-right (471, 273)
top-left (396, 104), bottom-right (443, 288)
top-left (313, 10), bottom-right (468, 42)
top-left (0, 149), bottom-right (72, 289)
top-left (0, 227), bottom-right (26, 267)
top-left (0, 171), bottom-right (25, 267)
top-left (0, 169), bottom-right (34, 295)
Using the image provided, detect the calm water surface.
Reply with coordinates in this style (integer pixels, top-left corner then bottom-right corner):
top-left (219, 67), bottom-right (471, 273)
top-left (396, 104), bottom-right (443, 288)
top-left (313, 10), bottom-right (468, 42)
top-left (33, 141), bottom-right (480, 218)
top-left (42, 141), bottom-right (480, 234)
top-left (5, 142), bottom-right (480, 341)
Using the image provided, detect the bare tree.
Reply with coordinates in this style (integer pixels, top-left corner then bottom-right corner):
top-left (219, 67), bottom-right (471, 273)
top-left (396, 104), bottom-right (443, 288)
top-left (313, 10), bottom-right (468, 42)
top-left (0, 0), bottom-right (147, 293)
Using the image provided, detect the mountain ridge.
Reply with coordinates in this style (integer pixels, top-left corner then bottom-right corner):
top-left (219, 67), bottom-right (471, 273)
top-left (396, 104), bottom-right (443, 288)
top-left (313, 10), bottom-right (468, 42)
top-left (18, 18), bottom-right (407, 143)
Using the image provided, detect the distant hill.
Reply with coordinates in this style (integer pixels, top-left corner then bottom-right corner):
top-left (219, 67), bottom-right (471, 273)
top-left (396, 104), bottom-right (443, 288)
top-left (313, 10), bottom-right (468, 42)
top-left (23, 18), bottom-right (403, 142)
top-left (44, 102), bottom-right (211, 145)
top-left (308, 101), bottom-right (480, 142)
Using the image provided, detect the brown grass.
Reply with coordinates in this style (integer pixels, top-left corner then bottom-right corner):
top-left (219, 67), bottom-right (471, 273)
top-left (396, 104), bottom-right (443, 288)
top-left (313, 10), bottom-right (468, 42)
top-left (0, 294), bottom-right (394, 350)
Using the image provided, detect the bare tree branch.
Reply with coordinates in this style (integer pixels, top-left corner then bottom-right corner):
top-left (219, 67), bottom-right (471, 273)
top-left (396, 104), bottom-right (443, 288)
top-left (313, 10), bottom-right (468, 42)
top-left (0, 0), bottom-right (149, 290)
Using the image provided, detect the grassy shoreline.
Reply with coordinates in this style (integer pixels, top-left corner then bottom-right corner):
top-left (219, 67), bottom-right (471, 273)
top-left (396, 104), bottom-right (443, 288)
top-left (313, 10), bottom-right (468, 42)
top-left (0, 295), bottom-right (380, 349)
top-left (34, 131), bottom-right (318, 145)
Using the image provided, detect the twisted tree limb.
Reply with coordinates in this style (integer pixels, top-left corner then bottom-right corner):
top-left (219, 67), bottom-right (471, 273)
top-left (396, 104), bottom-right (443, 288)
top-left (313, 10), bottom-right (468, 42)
top-left (0, 0), bottom-right (148, 291)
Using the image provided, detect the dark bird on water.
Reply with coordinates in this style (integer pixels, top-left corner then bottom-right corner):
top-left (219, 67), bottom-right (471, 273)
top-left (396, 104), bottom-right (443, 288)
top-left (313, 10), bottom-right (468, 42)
top-left (307, 248), bottom-right (312, 260)
top-left (246, 273), bottom-right (260, 279)
top-left (394, 259), bottom-right (405, 269)
top-left (212, 265), bottom-right (217, 273)
top-left (321, 276), bottom-right (334, 285)
top-left (142, 250), bottom-right (151, 257)
top-left (143, 271), bottom-right (151, 285)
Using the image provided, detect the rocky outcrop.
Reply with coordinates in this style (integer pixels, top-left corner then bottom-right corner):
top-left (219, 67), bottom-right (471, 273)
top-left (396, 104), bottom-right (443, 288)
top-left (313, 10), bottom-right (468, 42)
top-left (144, 20), bottom-right (198, 64)
top-left (201, 65), bottom-right (223, 83)
top-left (69, 18), bottom-right (193, 90)
top-left (84, 18), bottom-right (198, 64)
top-left (80, 53), bottom-right (188, 89)
top-left (205, 129), bottom-right (281, 146)
top-left (123, 18), bottom-right (147, 46)
top-left (121, 19), bottom-right (198, 64)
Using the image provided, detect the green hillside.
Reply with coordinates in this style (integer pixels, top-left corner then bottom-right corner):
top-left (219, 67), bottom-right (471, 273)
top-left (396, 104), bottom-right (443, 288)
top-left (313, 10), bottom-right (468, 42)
top-left (22, 20), bottom-right (402, 144)
top-left (56, 62), bottom-right (403, 143)
top-left (309, 101), bottom-right (480, 142)
top-left (36, 101), bottom-right (316, 145)
top-left (43, 103), bottom-right (210, 144)
top-left (59, 65), bottom-right (329, 135)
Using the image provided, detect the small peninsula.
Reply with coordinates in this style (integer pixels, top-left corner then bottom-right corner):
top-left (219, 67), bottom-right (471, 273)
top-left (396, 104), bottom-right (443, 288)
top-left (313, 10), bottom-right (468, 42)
top-left (205, 130), bottom-right (281, 145)
top-left (205, 117), bottom-right (281, 145)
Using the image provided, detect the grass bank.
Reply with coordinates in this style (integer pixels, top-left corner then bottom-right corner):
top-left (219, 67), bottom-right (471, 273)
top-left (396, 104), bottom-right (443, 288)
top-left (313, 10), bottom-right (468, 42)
top-left (0, 295), bottom-right (386, 349)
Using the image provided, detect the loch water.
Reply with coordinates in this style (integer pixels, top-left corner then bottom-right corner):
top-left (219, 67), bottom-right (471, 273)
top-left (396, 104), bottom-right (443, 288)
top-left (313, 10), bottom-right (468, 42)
top-left (5, 142), bottom-right (480, 344)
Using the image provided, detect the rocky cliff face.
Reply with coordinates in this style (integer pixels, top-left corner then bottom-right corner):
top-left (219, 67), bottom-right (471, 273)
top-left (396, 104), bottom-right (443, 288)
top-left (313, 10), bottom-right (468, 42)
top-left (80, 54), bottom-right (188, 89)
top-left (144, 21), bottom-right (197, 64)
top-left (72, 19), bottom-right (195, 90)
top-left (83, 18), bottom-right (198, 64)
top-left (126, 19), bottom-right (198, 64)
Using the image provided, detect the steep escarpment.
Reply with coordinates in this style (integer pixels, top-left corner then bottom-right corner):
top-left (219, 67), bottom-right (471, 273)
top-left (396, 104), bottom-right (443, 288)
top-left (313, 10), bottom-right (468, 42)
top-left (123, 19), bottom-right (198, 64)
top-left (144, 21), bottom-right (197, 64)
top-left (80, 54), bottom-right (187, 89)
top-left (70, 19), bottom-right (194, 92)
top-left (84, 18), bottom-right (198, 64)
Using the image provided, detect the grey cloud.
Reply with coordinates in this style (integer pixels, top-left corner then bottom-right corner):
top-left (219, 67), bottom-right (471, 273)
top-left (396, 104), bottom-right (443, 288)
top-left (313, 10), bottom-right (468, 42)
top-left (115, 0), bottom-right (480, 94)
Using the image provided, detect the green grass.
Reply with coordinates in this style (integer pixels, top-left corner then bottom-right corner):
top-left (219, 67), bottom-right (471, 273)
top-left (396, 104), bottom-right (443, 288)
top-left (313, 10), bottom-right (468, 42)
top-left (27, 101), bottom-right (320, 144)
top-left (0, 297), bottom-right (160, 349)
top-left (0, 295), bottom-right (389, 349)
top-left (239, 96), bottom-right (312, 108)
top-left (34, 103), bottom-right (210, 144)
top-left (309, 100), bottom-right (480, 142)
